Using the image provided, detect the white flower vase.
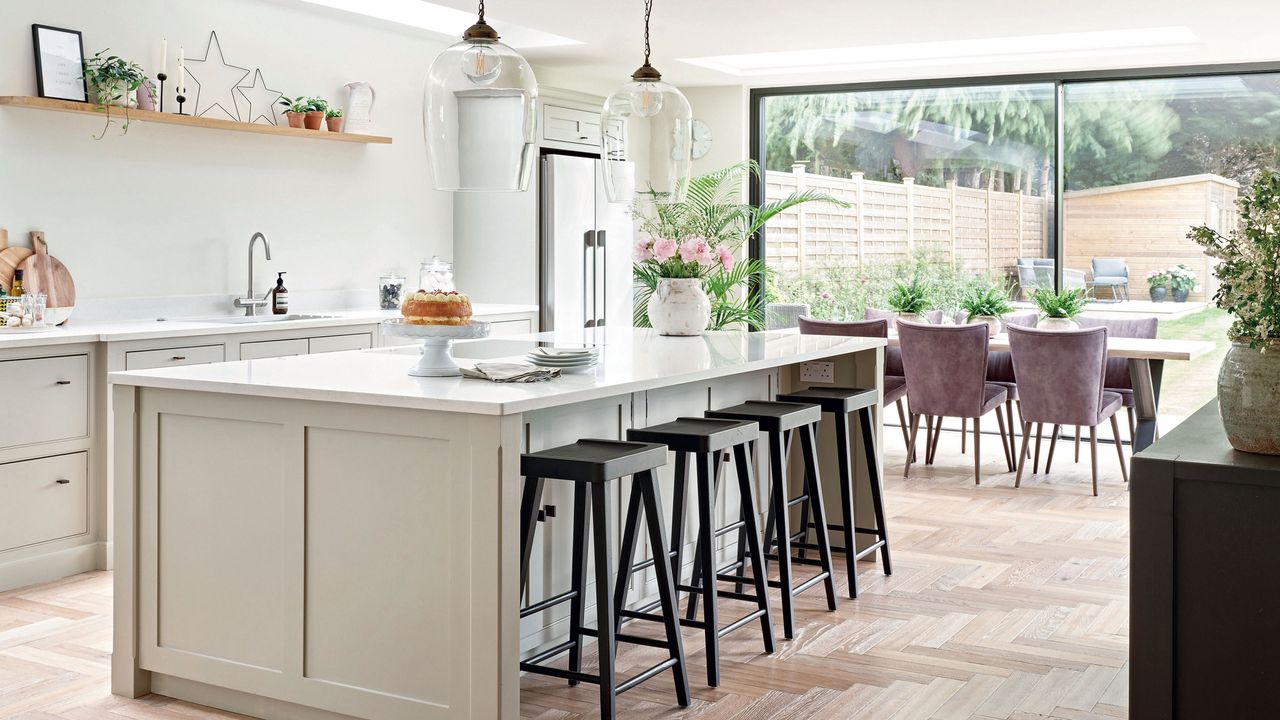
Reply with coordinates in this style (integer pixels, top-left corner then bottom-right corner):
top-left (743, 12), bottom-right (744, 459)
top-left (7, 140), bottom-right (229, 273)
top-left (1037, 317), bottom-right (1080, 330)
top-left (648, 278), bottom-right (711, 336)
top-left (971, 315), bottom-right (1002, 337)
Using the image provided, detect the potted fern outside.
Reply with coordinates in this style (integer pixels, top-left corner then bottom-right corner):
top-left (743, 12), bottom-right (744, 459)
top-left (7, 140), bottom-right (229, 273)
top-left (1031, 287), bottom-right (1087, 330)
top-left (887, 278), bottom-right (932, 323)
top-left (1188, 171), bottom-right (1280, 455)
top-left (960, 283), bottom-right (1015, 337)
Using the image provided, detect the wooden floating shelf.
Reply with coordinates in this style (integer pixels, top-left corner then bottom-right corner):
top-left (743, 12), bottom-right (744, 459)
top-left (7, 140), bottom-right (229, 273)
top-left (0, 96), bottom-right (393, 145)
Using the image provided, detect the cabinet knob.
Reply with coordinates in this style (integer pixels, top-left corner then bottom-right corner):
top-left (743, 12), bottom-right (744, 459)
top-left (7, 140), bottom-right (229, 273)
top-left (171, 356), bottom-right (187, 361)
top-left (56, 478), bottom-right (70, 485)
top-left (56, 380), bottom-right (72, 385)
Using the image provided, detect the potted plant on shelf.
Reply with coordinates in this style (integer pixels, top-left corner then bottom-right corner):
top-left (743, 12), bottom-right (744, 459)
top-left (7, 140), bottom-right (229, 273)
top-left (960, 282), bottom-right (1015, 337)
top-left (325, 107), bottom-right (344, 133)
top-left (632, 161), bottom-right (841, 334)
top-left (82, 50), bottom-right (147, 139)
top-left (1189, 171), bottom-right (1280, 455)
top-left (278, 96), bottom-right (310, 128)
top-left (1145, 269), bottom-right (1170, 302)
top-left (887, 278), bottom-right (933, 323)
top-left (1031, 287), bottom-right (1087, 329)
top-left (305, 96), bottom-right (328, 130)
top-left (1167, 264), bottom-right (1199, 303)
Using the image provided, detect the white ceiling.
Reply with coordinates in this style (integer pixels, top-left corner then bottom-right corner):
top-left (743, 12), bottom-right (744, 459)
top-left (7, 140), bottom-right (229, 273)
top-left (305, 0), bottom-right (1280, 91)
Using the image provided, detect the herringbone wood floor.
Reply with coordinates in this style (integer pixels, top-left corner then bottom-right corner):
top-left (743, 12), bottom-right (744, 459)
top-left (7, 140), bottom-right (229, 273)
top-left (0, 430), bottom-right (1129, 720)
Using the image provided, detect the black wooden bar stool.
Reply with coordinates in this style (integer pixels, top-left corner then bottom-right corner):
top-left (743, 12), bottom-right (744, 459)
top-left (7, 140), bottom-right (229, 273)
top-left (623, 417), bottom-right (774, 687)
top-left (775, 387), bottom-right (893, 598)
top-left (705, 401), bottom-right (838, 640)
top-left (519, 439), bottom-right (690, 720)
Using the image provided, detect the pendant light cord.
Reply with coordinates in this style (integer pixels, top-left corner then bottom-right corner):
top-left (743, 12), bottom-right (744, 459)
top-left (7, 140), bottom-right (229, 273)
top-left (643, 0), bottom-right (653, 66)
top-left (478, 0), bottom-right (486, 23)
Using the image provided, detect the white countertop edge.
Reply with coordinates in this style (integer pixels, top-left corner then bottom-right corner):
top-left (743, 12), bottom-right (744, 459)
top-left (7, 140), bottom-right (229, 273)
top-left (108, 335), bottom-right (887, 416)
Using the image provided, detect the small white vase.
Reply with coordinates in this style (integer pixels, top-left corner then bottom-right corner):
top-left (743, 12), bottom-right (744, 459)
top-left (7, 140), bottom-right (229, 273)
top-left (648, 278), bottom-right (711, 336)
top-left (1037, 317), bottom-right (1079, 330)
top-left (970, 315), bottom-right (1002, 337)
top-left (896, 312), bottom-right (927, 324)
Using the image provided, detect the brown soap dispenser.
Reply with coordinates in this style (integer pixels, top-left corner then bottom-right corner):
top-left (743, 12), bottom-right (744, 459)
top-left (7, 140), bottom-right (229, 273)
top-left (271, 272), bottom-right (289, 314)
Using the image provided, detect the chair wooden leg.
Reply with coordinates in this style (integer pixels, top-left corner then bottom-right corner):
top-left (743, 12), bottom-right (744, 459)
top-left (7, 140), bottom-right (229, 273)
top-left (904, 413), bottom-right (922, 478)
top-left (1111, 414), bottom-right (1130, 483)
top-left (1005, 400), bottom-right (1017, 458)
top-left (1089, 425), bottom-right (1099, 497)
top-left (1015, 422), bottom-right (1032, 488)
top-left (1033, 422), bottom-right (1044, 474)
top-left (928, 416), bottom-right (943, 465)
top-left (1074, 427), bottom-right (1081, 463)
top-left (973, 416), bottom-right (981, 485)
top-left (896, 399), bottom-right (913, 461)
top-left (995, 407), bottom-right (1013, 471)
top-left (1126, 406), bottom-right (1137, 447)
top-left (1045, 424), bottom-right (1060, 474)
top-left (961, 418), bottom-right (967, 454)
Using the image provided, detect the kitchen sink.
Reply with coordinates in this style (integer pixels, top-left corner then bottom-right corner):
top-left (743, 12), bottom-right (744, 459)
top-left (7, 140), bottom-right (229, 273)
top-left (190, 314), bottom-right (343, 324)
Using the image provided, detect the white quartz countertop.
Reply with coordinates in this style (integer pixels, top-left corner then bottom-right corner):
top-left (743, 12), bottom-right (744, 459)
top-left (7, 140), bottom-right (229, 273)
top-left (109, 328), bottom-right (886, 415)
top-left (0, 304), bottom-right (537, 350)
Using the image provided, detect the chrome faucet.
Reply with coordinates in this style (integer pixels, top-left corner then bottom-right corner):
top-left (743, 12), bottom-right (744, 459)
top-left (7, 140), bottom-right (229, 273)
top-left (233, 232), bottom-right (273, 316)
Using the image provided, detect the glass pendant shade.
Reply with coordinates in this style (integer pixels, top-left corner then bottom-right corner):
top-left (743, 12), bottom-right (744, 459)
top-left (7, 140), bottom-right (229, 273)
top-left (602, 77), bottom-right (692, 205)
top-left (423, 35), bottom-right (538, 192)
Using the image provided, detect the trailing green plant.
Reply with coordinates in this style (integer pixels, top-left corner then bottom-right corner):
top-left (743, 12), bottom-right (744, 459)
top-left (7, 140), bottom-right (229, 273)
top-left (1189, 170), bottom-right (1280, 348)
top-left (1031, 287), bottom-right (1088, 319)
top-left (632, 161), bottom-right (841, 330)
top-left (886, 278), bottom-right (933, 315)
top-left (960, 282), bottom-right (1015, 320)
top-left (82, 50), bottom-right (147, 139)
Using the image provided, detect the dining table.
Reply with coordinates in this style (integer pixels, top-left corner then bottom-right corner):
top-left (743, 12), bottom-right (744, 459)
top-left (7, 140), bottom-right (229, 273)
top-left (883, 332), bottom-right (1217, 452)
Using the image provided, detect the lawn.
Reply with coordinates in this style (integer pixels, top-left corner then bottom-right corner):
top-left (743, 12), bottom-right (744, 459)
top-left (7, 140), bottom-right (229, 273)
top-left (1155, 306), bottom-right (1232, 423)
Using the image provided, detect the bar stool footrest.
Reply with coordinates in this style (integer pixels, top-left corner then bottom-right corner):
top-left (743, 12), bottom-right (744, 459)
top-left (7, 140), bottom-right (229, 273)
top-left (519, 589), bottom-right (578, 618)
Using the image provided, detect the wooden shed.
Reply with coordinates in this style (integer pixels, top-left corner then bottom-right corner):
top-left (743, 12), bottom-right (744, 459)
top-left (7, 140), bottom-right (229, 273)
top-left (1064, 174), bottom-right (1238, 302)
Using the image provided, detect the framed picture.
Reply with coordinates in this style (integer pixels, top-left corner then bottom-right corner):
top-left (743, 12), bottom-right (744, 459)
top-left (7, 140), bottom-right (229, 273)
top-left (32, 24), bottom-right (87, 102)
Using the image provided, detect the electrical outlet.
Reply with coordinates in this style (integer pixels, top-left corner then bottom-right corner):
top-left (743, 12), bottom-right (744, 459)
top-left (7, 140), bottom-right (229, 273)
top-left (800, 361), bottom-right (835, 383)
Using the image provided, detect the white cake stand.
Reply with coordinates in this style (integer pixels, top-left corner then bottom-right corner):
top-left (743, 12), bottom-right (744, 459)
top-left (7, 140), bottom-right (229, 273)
top-left (381, 319), bottom-right (491, 377)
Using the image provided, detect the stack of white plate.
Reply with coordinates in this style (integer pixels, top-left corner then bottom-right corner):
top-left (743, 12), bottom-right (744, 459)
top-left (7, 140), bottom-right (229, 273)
top-left (525, 346), bottom-right (599, 373)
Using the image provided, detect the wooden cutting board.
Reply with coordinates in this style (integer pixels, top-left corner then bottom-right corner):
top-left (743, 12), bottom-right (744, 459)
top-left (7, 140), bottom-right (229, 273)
top-left (18, 232), bottom-right (76, 308)
top-left (0, 229), bottom-right (34, 294)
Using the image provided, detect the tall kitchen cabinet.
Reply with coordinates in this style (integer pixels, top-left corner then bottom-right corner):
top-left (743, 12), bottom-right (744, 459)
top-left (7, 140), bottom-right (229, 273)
top-left (452, 87), bottom-right (625, 327)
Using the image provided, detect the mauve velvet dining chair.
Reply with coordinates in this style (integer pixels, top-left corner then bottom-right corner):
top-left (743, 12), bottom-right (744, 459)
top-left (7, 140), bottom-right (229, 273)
top-left (798, 316), bottom-right (914, 456)
top-left (1077, 316), bottom-right (1158, 446)
top-left (1008, 325), bottom-right (1129, 495)
top-left (977, 310), bottom-right (1040, 464)
top-left (897, 321), bottom-right (1014, 484)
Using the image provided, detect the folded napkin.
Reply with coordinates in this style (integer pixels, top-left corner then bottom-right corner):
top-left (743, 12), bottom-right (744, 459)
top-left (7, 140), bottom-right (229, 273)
top-left (461, 362), bottom-right (561, 383)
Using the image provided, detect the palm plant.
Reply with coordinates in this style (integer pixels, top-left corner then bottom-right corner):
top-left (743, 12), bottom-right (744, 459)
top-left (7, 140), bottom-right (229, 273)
top-left (886, 278), bottom-right (933, 315)
top-left (960, 282), bottom-right (1015, 320)
top-left (1031, 287), bottom-right (1088, 319)
top-left (633, 161), bottom-right (844, 330)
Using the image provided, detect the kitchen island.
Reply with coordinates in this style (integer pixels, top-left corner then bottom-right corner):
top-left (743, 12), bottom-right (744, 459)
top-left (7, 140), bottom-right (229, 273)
top-left (110, 328), bottom-right (885, 720)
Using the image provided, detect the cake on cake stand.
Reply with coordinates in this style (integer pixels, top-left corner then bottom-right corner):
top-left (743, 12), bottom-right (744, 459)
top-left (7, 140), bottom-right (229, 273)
top-left (381, 319), bottom-right (491, 377)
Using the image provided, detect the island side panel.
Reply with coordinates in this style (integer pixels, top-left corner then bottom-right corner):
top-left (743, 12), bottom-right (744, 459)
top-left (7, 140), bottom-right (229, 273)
top-left (111, 383), bottom-right (149, 698)
top-left (781, 346), bottom-right (885, 554)
top-left (118, 386), bottom-right (518, 720)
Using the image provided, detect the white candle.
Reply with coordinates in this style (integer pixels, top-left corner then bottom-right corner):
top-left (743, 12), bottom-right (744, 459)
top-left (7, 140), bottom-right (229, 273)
top-left (160, 39), bottom-right (167, 77)
top-left (178, 47), bottom-right (185, 91)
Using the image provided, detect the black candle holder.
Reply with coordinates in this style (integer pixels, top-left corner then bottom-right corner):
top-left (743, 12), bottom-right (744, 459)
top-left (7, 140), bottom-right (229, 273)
top-left (156, 72), bottom-right (167, 113)
top-left (176, 90), bottom-right (187, 116)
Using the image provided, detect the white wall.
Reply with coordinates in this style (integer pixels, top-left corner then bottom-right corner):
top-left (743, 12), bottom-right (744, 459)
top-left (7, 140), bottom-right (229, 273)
top-left (0, 0), bottom-right (454, 304)
top-left (682, 85), bottom-right (748, 178)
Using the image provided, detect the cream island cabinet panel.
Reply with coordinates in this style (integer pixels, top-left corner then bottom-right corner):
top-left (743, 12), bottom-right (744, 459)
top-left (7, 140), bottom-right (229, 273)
top-left (111, 329), bottom-right (885, 720)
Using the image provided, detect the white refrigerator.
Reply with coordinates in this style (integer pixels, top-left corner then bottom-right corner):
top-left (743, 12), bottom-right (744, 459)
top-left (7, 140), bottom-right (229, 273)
top-left (539, 153), bottom-right (634, 333)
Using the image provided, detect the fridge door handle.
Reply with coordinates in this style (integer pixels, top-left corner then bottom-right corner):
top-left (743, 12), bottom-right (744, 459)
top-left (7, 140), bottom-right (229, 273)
top-left (596, 230), bottom-right (607, 327)
top-left (583, 230), bottom-right (596, 328)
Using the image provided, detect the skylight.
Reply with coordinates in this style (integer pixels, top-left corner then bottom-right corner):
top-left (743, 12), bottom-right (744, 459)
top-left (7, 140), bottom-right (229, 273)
top-left (680, 27), bottom-right (1200, 76)
top-left (295, 0), bottom-right (580, 49)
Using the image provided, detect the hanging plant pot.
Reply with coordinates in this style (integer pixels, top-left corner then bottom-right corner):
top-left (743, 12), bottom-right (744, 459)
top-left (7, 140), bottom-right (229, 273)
top-left (647, 278), bottom-right (710, 336)
top-left (1218, 340), bottom-right (1280, 455)
top-left (1149, 286), bottom-right (1167, 303)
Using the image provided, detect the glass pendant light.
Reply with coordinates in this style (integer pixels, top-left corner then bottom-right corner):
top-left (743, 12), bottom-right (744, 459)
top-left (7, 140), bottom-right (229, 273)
top-left (423, 0), bottom-right (538, 192)
top-left (601, 0), bottom-right (692, 205)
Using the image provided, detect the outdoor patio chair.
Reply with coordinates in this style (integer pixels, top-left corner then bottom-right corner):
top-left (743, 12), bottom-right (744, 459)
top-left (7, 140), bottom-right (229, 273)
top-left (1009, 325), bottom-right (1129, 496)
top-left (1090, 257), bottom-right (1130, 302)
top-left (766, 303), bottom-right (810, 330)
top-left (1016, 258), bottom-right (1089, 298)
top-left (898, 321), bottom-right (1015, 484)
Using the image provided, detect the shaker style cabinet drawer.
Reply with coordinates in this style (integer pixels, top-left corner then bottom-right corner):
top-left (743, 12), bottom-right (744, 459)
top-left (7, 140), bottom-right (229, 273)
top-left (125, 344), bottom-right (225, 371)
top-left (309, 333), bottom-right (373, 354)
top-left (2, 354), bottom-right (88, 450)
top-left (543, 105), bottom-right (603, 147)
top-left (0, 452), bottom-right (89, 552)
top-left (489, 319), bottom-right (534, 337)
top-left (240, 338), bottom-right (309, 360)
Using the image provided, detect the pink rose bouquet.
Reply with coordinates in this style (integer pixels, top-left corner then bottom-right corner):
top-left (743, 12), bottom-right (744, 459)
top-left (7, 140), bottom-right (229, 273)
top-left (633, 236), bottom-right (734, 279)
